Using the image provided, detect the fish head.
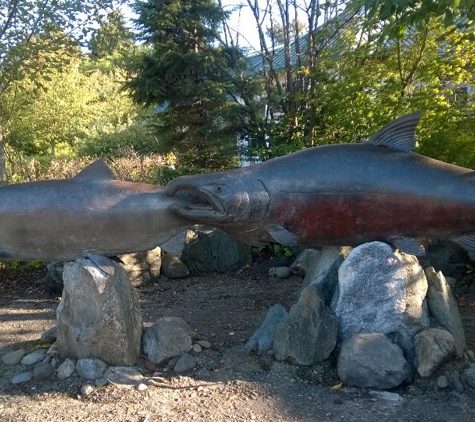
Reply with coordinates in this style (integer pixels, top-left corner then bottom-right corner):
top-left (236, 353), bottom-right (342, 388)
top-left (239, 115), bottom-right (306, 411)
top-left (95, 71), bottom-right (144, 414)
top-left (165, 170), bottom-right (270, 226)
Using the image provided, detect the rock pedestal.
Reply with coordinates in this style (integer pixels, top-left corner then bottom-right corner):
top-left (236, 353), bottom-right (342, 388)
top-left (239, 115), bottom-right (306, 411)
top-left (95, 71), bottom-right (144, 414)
top-left (333, 242), bottom-right (430, 357)
top-left (274, 284), bottom-right (338, 365)
top-left (118, 247), bottom-right (161, 287)
top-left (56, 259), bottom-right (142, 366)
top-left (181, 225), bottom-right (251, 274)
top-left (425, 267), bottom-right (466, 357)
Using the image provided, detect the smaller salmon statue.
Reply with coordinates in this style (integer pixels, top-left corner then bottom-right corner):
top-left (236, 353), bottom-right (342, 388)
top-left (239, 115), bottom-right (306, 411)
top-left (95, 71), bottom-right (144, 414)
top-left (0, 160), bottom-right (193, 274)
top-left (166, 113), bottom-right (475, 256)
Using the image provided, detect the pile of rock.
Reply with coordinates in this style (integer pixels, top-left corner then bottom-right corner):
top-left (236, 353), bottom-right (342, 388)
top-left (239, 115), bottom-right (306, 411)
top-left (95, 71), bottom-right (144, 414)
top-left (4, 258), bottom-right (211, 391)
top-left (247, 241), bottom-right (475, 390)
top-left (45, 226), bottom-right (251, 289)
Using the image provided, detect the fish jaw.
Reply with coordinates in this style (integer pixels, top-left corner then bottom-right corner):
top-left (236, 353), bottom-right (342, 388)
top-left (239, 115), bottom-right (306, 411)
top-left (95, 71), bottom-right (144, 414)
top-left (166, 174), bottom-right (271, 226)
top-left (167, 183), bottom-right (233, 224)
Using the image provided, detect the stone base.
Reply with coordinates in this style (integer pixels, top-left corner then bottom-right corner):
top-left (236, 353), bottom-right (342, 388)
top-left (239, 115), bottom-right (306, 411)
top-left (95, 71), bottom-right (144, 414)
top-left (56, 258), bottom-right (142, 366)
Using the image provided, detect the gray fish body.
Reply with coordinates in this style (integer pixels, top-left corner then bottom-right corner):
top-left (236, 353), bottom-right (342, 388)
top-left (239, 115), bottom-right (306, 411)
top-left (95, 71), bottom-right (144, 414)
top-left (0, 161), bottom-right (192, 262)
top-left (166, 113), bottom-right (475, 255)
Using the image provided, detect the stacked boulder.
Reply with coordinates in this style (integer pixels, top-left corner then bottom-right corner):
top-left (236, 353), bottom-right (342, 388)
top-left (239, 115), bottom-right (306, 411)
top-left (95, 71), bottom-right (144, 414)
top-left (247, 241), bottom-right (467, 390)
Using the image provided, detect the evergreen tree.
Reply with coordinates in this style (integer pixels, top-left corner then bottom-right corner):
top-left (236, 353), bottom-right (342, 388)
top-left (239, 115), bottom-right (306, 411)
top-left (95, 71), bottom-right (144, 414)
top-left (127, 0), bottom-right (259, 171)
top-left (89, 10), bottom-right (135, 60)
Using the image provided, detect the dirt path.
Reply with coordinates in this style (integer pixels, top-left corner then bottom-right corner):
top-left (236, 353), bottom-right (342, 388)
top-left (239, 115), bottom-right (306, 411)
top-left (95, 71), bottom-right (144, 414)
top-left (1, 265), bottom-right (475, 422)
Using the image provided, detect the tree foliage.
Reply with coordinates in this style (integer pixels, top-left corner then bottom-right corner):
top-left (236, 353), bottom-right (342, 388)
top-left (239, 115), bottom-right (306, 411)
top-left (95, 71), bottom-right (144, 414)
top-left (0, 0), bottom-right (115, 182)
top-left (241, 0), bottom-right (475, 167)
top-left (127, 0), bottom-right (262, 172)
top-left (89, 10), bottom-right (135, 60)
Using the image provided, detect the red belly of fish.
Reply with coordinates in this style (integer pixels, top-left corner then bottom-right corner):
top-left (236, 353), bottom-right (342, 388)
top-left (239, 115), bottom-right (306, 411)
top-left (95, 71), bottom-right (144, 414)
top-left (271, 193), bottom-right (475, 246)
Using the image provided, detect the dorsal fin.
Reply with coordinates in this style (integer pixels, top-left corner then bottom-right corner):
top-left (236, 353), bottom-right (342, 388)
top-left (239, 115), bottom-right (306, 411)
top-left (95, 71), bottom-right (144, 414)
top-left (75, 159), bottom-right (116, 180)
top-left (366, 112), bottom-right (422, 152)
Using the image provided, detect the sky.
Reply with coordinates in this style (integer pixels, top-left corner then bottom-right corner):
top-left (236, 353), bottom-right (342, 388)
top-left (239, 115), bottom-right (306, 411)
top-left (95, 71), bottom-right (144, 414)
top-left (121, 1), bottom-right (266, 52)
top-left (220, 1), bottom-right (262, 51)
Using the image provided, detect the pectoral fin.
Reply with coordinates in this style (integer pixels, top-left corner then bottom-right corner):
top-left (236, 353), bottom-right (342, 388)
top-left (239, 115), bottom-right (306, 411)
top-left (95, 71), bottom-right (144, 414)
top-left (268, 225), bottom-right (298, 246)
top-left (453, 233), bottom-right (475, 260)
top-left (389, 236), bottom-right (425, 256)
top-left (86, 253), bottom-right (116, 276)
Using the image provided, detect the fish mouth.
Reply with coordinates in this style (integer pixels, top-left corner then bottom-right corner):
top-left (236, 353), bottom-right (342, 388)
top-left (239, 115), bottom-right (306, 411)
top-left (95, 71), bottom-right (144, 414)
top-left (168, 185), bottom-right (232, 223)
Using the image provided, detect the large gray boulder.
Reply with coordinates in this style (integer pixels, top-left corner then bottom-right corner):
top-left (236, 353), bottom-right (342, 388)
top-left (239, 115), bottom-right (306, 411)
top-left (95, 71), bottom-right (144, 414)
top-left (338, 332), bottom-right (411, 389)
top-left (301, 246), bottom-right (351, 304)
top-left (142, 317), bottom-right (197, 364)
top-left (425, 267), bottom-right (466, 357)
top-left (414, 328), bottom-right (455, 377)
top-left (273, 285), bottom-right (338, 365)
top-left (56, 259), bottom-right (142, 366)
top-left (118, 247), bottom-right (161, 287)
top-left (246, 304), bottom-right (288, 355)
top-left (181, 225), bottom-right (251, 274)
top-left (333, 242), bottom-right (429, 357)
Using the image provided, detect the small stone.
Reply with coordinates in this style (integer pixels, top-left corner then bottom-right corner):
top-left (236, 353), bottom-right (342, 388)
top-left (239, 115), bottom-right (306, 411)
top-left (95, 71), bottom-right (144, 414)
top-left (2, 349), bottom-right (26, 366)
top-left (466, 350), bottom-right (475, 360)
top-left (104, 366), bottom-right (144, 385)
top-left (41, 355), bottom-right (52, 364)
top-left (57, 358), bottom-right (76, 379)
top-left (11, 372), bottom-right (33, 384)
top-left (453, 372), bottom-right (465, 393)
top-left (33, 361), bottom-right (54, 380)
top-left (142, 317), bottom-right (195, 364)
top-left (46, 343), bottom-right (58, 357)
top-left (41, 326), bottom-right (57, 343)
top-left (76, 358), bottom-right (107, 380)
top-left (269, 267), bottom-right (292, 279)
top-left (369, 391), bottom-right (404, 402)
top-left (246, 304), bottom-right (288, 356)
top-left (161, 254), bottom-right (190, 279)
top-left (174, 353), bottom-right (196, 373)
top-left (21, 349), bottom-right (47, 366)
top-left (437, 375), bottom-right (449, 389)
top-left (81, 384), bottom-right (94, 396)
top-left (414, 328), bottom-right (455, 377)
top-left (95, 377), bottom-right (108, 387)
top-left (192, 344), bottom-right (202, 353)
top-left (445, 277), bottom-right (457, 287)
top-left (453, 378), bottom-right (464, 393)
top-left (462, 363), bottom-right (475, 388)
top-left (136, 383), bottom-right (148, 391)
top-left (337, 332), bottom-right (410, 389)
top-left (197, 341), bottom-right (211, 349)
top-left (166, 357), bottom-right (179, 370)
top-left (290, 249), bottom-right (322, 276)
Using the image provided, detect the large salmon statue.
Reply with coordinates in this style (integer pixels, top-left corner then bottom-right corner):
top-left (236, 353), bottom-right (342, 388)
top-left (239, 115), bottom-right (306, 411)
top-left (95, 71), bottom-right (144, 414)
top-left (166, 113), bottom-right (475, 256)
top-left (0, 160), bottom-right (192, 273)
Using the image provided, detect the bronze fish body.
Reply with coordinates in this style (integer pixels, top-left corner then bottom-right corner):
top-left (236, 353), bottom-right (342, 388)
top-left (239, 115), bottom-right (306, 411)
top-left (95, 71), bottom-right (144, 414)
top-left (0, 160), bottom-right (192, 265)
top-left (166, 113), bottom-right (475, 255)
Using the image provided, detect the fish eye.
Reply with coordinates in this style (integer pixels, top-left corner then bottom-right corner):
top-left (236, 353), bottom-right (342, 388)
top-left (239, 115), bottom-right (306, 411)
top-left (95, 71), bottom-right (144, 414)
top-left (215, 184), bottom-right (227, 194)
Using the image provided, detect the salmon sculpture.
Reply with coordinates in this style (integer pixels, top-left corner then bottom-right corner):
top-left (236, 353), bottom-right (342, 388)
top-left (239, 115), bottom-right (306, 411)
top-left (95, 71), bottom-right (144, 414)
top-left (166, 113), bottom-right (475, 256)
top-left (0, 160), bottom-right (192, 274)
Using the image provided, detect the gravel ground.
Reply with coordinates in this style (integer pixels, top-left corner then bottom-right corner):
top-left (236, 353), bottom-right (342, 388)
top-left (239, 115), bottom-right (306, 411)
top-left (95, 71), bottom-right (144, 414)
top-left (1, 263), bottom-right (475, 422)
